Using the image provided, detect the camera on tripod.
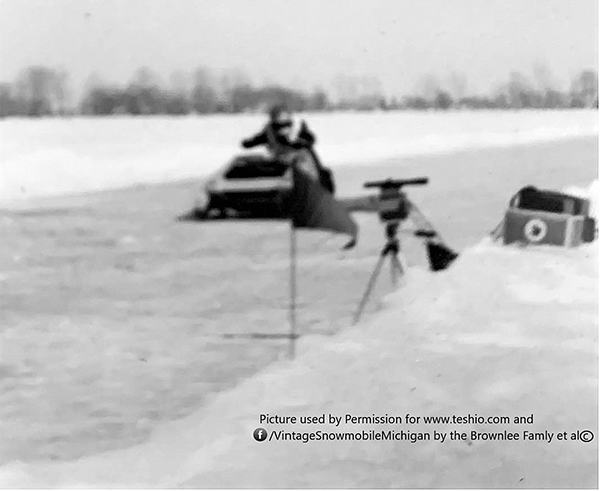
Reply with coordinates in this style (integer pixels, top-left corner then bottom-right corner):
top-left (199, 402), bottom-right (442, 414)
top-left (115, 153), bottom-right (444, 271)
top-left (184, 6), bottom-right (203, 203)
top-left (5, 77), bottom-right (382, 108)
top-left (364, 177), bottom-right (429, 223)
top-left (352, 175), bottom-right (458, 325)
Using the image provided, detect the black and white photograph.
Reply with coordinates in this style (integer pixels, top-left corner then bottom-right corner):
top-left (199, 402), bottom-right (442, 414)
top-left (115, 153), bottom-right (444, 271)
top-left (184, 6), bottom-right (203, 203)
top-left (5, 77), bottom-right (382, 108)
top-left (0, 0), bottom-right (597, 487)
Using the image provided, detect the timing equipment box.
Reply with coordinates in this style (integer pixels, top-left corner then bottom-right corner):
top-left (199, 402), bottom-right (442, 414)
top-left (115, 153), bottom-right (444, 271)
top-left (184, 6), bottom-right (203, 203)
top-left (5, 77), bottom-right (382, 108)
top-left (503, 208), bottom-right (585, 247)
top-left (502, 186), bottom-right (595, 247)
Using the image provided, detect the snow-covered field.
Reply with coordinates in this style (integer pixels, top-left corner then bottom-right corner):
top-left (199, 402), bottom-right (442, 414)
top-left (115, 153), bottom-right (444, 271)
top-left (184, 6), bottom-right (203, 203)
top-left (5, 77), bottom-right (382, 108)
top-left (1, 204), bottom-right (597, 488)
top-left (0, 110), bottom-right (597, 201)
top-left (0, 112), bottom-right (597, 487)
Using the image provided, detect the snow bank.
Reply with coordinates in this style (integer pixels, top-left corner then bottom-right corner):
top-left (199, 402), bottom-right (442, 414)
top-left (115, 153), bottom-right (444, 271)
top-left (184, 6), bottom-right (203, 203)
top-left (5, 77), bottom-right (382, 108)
top-left (565, 180), bottom-right (599, 219)
top-left (0, 110), bottom-right (597, 201)
top-left (0, 182), bottom-right (596, 488)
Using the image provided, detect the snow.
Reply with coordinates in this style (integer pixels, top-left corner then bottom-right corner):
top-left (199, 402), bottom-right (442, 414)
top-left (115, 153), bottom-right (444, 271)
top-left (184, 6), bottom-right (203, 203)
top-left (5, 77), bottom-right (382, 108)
top-left (0, 180), bottom-right (597, 488)
top-left (0, 111), bottom-right (597, 486)
top-left (0, 109), bottom-right (597, 201)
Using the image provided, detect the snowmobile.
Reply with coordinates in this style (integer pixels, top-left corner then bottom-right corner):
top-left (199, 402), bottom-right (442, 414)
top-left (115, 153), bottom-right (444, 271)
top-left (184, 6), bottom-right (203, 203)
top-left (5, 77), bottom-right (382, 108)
top-left (182, 148), bottom-right (329, 220)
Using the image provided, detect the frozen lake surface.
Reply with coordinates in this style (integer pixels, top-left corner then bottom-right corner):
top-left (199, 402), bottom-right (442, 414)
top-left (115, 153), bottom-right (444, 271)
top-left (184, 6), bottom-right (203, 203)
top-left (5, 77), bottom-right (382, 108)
top-left (0, 109), bottom-right (597, 201)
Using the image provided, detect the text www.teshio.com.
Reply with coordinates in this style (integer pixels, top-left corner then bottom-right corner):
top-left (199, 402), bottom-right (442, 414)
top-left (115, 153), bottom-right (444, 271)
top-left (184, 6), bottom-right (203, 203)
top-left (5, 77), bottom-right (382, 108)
top-left (422, 415), bottom-right (510, 425)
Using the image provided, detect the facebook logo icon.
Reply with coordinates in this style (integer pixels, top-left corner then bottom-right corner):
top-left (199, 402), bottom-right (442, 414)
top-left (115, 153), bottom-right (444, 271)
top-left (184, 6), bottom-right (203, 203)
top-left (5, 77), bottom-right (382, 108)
top-left (253, 427), bottom-right (268, 442)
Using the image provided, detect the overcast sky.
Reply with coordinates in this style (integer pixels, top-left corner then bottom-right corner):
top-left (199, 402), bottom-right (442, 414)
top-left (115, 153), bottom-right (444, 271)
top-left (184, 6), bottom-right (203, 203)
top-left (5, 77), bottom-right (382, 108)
top-left (0, 0), bottom-right (597, 97)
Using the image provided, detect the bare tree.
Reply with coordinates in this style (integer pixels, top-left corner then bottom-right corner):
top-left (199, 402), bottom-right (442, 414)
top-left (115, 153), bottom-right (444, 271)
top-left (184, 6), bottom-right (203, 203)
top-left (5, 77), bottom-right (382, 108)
top-left (164, 70), bottom-right (191, 115)
top-left (308, 85), bottom-right (329, 110)
top-left (0, 83), bottom-right (16, 117)
top-left (217, 67), bottom-right (253, 112)
top-left (83, 72), bottom-right (105, 92)
top-left (125, 66), bottom-right (164, 114)
top-left (505, 71), bottom-right (536, 108)
top-left (52, 68), bottom-right (71, 115)
top-left (532, 64), bottom-right (568, 108)
top-left (232, 68), bottom-right (252, 92)
top-left (15, 66), bottom-right (58, 115)
top-left (532, 63), bottom-right (557, 92)
top-left (191, 65), bottom-right (218, 113)
top-left (417, 74), bottom-right (441, 101)
top-left (332, 73), bottom-right (359, 106)
top-left (570, 70), bottom-right (598, 108)
top-left (448, 71), bottom-right (468, 101)
top-left (129, 66), bottom-right (162, 89)
top-left (354, 75), bottom-right (384, 109)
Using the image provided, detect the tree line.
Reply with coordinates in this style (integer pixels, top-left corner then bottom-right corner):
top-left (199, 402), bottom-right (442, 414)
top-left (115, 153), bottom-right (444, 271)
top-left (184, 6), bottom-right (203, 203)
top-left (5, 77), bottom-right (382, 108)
top-left (0, 65), bottom-right (597, 118)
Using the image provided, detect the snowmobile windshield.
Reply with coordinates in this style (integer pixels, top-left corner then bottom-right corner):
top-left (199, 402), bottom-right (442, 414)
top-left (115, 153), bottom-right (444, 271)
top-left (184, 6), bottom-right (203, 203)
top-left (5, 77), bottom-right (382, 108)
top-left (225, 156), bottom-right (290, 179)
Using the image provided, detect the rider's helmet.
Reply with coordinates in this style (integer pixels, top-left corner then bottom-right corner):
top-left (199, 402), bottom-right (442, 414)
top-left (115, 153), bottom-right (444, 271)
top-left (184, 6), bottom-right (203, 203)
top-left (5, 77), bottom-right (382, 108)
top-left (268, 104), bottom-right (293, 128)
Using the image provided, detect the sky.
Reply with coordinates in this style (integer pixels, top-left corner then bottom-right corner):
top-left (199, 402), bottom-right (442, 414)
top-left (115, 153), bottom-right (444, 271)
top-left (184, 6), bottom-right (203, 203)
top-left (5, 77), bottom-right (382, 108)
top-left (0, 0), bottom-right (597, 99)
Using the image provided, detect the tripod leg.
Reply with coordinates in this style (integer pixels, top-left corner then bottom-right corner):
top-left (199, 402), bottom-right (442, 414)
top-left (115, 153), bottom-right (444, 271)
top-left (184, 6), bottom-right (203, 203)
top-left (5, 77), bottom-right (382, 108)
top-left (390, 253), bottom-right (404, 284)
top-left (410, 200), bottom-right (452, 248)
top-left (352, 253), bottom-right (387, 325)
top-left (390, 254), bottom-right (398, 285)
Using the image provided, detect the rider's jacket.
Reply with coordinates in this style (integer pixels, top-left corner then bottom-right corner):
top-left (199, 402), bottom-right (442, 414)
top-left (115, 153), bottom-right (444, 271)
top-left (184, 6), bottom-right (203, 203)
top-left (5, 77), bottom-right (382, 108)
top-left (241, 120), bottom-right (315, 154)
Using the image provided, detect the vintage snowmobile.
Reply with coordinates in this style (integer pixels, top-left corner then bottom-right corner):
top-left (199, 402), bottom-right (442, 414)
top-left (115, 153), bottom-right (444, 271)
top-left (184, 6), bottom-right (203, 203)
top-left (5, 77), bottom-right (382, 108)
top-left (181, 148), bottom-right (335, 220)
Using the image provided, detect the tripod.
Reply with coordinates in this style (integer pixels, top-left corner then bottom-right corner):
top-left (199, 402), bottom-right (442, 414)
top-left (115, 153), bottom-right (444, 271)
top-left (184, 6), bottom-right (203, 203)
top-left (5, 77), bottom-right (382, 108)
top-left (352, 221), bottom-right (406, 325)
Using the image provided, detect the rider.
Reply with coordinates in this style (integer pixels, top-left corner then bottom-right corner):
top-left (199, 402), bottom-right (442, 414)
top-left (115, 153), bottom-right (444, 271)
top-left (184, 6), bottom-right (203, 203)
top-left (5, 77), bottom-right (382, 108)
top-left (241, 104), bottom-right (336, 194)
top-left (241, 104), bottom-right (315, 155)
